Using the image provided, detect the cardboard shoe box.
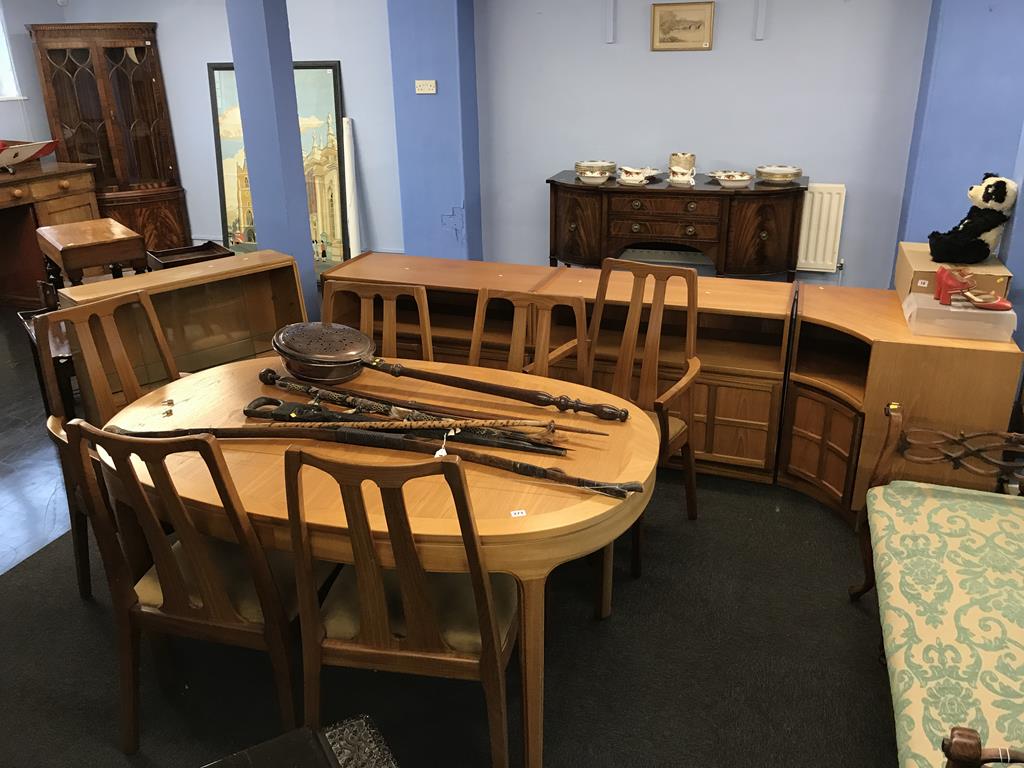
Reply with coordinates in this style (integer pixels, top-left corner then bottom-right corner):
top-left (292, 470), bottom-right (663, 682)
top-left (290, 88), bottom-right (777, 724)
top-left (895, 242), bottom-right (1012, 302)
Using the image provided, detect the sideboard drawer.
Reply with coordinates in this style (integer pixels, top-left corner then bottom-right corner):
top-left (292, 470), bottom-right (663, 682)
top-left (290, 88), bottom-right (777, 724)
top-left (30, 172), bottom-right (94, 201)
top-left (608, 218), bottom-right (719, 241)
top-left (609, 194), bottom-right (721, 218)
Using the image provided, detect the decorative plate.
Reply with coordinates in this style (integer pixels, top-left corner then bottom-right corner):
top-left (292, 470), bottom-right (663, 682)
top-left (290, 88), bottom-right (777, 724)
top-left (756, 164), bottom-right (802, 183)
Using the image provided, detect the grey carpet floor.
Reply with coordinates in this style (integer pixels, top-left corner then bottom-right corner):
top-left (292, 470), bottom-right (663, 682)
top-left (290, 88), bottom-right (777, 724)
top-left (0, 468), bottom-right (897, 767)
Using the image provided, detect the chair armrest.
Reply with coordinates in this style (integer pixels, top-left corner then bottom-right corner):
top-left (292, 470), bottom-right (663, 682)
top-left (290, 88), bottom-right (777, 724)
top-left (653, 357), bottom-right (702, 416)
top-left (523, 339), bottom-right (579, 374)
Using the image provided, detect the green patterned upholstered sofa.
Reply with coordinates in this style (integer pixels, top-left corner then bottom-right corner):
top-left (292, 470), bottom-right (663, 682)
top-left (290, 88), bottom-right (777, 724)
top-left (866, 481), bottom-right (1024, 767)
top-left (852, 405), bottom-right (1024, 768)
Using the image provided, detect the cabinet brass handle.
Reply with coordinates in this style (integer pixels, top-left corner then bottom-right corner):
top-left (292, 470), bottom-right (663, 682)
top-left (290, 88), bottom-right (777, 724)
top-left (58, 179), bottom-right (71, 190)
top-left (686, 201), bottom-right (697, 212)
top-left (631, 199), bottom-right (642, 210)
top-left (568, 222), bottom-right (577, 232)
top-left (685, 225), bottom-right (696, 236)
top-left (11, 188), bottom-right (23, 199)
top-left (631, 223), bottom-right (641, 233)
top-left (759, 230), bottom-right (769, 241)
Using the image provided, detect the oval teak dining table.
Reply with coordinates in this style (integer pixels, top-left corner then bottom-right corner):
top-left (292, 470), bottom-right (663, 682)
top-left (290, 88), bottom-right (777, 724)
top-left (105, 357), bottom-right (660, 767)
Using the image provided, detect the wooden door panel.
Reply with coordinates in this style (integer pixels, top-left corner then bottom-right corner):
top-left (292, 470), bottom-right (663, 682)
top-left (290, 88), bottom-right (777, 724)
top-left (779, 382), bottom-right (864, 518)
top-left (692, 374), bottom-right (780, 471)
top-left (714, 384), bottom-right (773, 422)
top-left (553, 188), bottom-right (602, 266)
top-left (787, 434), bottom-right (821, 479)
top-left (711, 424), bottom-right (767, 466)
top-left (724, 195), bottom-right (796, 275)
top-left (827, 409), bottom-right (856, 456)
top-left (822, 452), bottom-right (849, 498)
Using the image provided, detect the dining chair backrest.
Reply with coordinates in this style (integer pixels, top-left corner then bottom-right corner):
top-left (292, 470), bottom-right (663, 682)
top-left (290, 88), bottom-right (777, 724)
top-left (34, 290), bottom-right (179, 426)
top-left (321, 279), bottom-right (434, 361)
top-left (65, 419), bottom-right (288, 633)
top-left (589, 259), bottom-right (698, 411)
top-left (468, 288), bottom-right (591, 382)
top-left (285, 449), bottom-right (501, 664)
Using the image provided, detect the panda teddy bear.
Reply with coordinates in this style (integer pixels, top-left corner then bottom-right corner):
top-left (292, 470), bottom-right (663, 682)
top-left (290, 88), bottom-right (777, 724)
top-left (928, 173), bottom-right (1018, 264)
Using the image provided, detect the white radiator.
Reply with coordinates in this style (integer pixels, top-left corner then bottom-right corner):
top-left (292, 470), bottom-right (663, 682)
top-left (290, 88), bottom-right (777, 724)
top-left (796, 183), bottom-right (846, 272)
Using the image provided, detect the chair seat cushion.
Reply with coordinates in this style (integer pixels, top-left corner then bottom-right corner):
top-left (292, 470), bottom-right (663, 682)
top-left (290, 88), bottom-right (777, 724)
top-left (866, 481), bottom-right (1024, 767)
top-left (135, 538), bottom-right (334, 623)
top-left (644, 410), bottom-right (686, 445)
top-left (321, 567), bottom-right (519, 654)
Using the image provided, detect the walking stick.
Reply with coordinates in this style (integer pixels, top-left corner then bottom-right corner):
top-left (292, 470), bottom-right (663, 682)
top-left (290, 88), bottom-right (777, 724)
top-left (106, 424), bottom-right (644, 499)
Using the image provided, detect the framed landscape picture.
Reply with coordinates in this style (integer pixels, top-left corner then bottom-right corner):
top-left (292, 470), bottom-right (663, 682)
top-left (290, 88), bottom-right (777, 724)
top-left (208, 61), bottom-right (350, 263)
top-left (651, 2), bottom-right (715, 51)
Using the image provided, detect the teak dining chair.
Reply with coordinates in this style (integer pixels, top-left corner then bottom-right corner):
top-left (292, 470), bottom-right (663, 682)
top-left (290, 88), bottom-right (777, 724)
top-left (321, 279), bottom-right (434, 360)
top-left (286, 449), bottom-right (519, 768)
top-left (589, 259), bottom-right (702, 612)
top-left (34, 290), bottom-right (180, 599)
top-left (65, 419), bottom-right (305, 753)
top-left (468, 288), bottom-right (591, 382)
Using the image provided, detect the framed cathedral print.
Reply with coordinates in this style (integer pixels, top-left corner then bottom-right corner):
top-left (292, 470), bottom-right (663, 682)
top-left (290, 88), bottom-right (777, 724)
top-left (208, 61), bottom-right (350, 263)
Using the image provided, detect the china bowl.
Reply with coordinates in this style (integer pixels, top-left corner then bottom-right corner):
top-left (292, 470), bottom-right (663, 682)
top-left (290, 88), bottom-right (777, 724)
top-left (716, 172), bottom-right (752, 189)
top-left (575, 160), bottom-right (617, 175)
top-left (756, 164), bottom-right (802, 184)
top-left (578, 171), bottom-right (610, 186)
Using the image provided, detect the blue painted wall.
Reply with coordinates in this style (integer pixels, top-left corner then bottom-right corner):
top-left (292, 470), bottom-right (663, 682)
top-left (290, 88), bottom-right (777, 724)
top-left (475, 0), bottom-right (932, 287)
top-left (388, 0), bottom-right (482, 260)
top-left (899, 0), bottom-right (1024, 248)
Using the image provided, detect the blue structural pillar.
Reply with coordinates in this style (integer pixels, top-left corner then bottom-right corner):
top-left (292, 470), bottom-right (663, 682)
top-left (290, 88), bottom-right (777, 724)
top-left (225, 0), bottom-right (319, 314)
top-left (387, 0), bottom-right (482, 261)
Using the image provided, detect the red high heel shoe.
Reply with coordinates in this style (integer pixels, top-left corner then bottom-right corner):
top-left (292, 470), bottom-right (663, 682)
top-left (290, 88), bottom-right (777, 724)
top-left (934, 266), bottom-right (1012, 311)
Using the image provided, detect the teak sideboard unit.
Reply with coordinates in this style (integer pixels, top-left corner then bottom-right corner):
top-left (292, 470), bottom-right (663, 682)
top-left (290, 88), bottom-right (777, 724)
top-left (58, 251), bottom-right (305, 412)
top-left (323, 253), bottom-right (1024, 518)
top-left (782, 285), bottom-right (1022, 521)
top-left (547, 171), bottom-right (809, 279)
top-left (323, 252), bottom-right (794, 484)
top-left (29, 22), bottom-right (190, 250)
top-left (0, 161), bottom-right (98, 305)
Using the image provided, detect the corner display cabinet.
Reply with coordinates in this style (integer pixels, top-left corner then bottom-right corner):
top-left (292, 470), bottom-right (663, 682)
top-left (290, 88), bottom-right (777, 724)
top-left (28, 23), bottom-right (190, 250)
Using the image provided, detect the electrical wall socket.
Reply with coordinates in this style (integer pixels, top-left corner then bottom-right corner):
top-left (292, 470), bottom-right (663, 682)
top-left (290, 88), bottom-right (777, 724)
top-left (414, 79), bottom-right (437, 95)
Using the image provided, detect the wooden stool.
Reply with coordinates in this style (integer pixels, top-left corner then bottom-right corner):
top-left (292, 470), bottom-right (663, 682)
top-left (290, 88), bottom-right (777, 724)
top-left (36, 218), bottom-right (147, 286)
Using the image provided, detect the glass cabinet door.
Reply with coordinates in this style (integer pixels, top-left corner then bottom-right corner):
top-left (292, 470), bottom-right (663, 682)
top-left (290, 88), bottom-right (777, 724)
top-left (103, 44), bottom-right (176, 187)
top-left (43, 47), bottom-right (118, 188)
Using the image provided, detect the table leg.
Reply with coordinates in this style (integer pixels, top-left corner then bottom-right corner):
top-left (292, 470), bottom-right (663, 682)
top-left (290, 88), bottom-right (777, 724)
top-left (519, 576), bottom-right (547, 768)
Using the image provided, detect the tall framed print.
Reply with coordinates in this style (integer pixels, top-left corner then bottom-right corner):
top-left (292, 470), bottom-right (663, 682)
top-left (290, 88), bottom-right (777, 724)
top-left (208, 61), bottom-right (351, 264)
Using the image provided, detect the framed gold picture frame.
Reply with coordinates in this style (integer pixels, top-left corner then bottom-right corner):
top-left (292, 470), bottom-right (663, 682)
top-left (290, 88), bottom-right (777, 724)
top-left (651, 2), bottom-right (715, 52)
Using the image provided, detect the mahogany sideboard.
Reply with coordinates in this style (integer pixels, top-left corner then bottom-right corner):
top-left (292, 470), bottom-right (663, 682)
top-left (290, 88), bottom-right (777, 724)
top-left (323, 252), bottom-right (1023, 520)
top-left (547, 170), bottom-right (809, 279)
top-left (0, 160), bottom-right (99, 305)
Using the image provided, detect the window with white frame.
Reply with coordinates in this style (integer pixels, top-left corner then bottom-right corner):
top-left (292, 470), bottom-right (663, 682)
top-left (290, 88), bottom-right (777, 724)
top-left (0, 3), bottom-right (22, 99)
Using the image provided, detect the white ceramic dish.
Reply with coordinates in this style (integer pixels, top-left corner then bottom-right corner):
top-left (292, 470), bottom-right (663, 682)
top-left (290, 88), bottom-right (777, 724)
top-left (619, 166), bottom-right (659, 185)
top-left (617, 177), bottom-right (649, 186)
top-left (668, 176), bottom-right (695, 187)
top-left (708, 169), bottom-right (745, 180)
top-left (717, 177), bottom-right (751, 189)
top-left (578, 172), bottom-right (610, 186)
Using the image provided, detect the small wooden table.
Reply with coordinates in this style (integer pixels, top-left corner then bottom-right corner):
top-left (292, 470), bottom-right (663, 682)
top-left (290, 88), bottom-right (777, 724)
top-left (36, 217), bottom-right (146, 286)
top-left (105, 357), bottom-right (660, 767)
